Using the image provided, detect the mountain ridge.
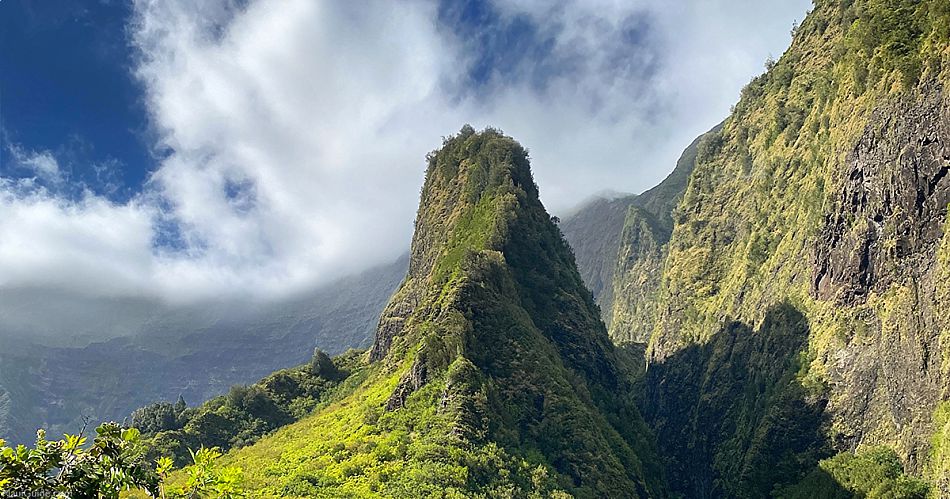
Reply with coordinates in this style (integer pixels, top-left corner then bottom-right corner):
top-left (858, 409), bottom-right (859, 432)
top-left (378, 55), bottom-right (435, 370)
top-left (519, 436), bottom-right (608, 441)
top-left (604, 0), bottom-right (950, 496)
top-left (181, 126), bottom-right (667, 497)
top-left (560, 122), bottom-right (722, 339)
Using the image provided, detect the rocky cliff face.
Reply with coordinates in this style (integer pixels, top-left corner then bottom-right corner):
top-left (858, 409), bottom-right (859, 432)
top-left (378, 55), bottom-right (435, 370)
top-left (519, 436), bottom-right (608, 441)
top-left (809, 82), bottom-right (950, 475)
top-left (814, 83), bottom-right (950, 305)
top-left (603, 0), bottom-right (950, 495)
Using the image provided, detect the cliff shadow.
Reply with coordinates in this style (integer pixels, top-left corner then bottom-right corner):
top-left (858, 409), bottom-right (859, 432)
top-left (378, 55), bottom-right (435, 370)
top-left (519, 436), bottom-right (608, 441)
top-left (642, 301), bottom-right (844, 498)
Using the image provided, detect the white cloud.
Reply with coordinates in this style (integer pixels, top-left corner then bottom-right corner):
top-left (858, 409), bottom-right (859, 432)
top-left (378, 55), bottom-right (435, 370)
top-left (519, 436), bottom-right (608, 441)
top-left (0, 186), bottom-right (155, 297)
top-left (463, 0), bottom-right (812, 208)
top-left (8, 144), bottom-right (61, 181)
top-left (128, 0), bottom-right (467, 302)
top-left (0, 0), bottom-right (810, 335)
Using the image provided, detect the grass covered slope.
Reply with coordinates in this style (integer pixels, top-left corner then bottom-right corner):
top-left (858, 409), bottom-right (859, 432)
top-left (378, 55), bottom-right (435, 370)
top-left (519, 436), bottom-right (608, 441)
top-left (134, 349), bottom-right (361, 467)
top-left (625, 0), bottom-right (950, 496)
top-left (194, 127), bottom-right (665, 497)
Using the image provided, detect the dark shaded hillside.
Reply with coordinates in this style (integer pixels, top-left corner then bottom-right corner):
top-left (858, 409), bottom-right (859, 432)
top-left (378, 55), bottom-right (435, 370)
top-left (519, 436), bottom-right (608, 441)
top-left (0, 255), bottom-right (407, 444)
top-left (644, 303), bottom-right (833, 497)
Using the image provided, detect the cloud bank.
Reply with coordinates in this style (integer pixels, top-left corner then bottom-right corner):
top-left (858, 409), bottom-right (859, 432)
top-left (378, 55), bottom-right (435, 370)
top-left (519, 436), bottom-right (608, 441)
top-left (0, 0), bottom-right (810, 331)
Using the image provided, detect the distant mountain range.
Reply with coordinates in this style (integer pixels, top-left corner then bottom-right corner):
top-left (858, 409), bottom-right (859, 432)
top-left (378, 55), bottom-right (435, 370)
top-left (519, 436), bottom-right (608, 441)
top-left (0, 255), bottom-right (406, 444)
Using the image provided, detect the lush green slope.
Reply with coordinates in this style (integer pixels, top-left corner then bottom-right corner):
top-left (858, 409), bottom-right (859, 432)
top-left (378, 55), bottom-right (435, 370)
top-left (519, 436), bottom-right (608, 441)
top-left (173, 127), bottom-right (666, 498)
top-left (601, 0), bottom-right (950, 496)
top-left (607, 124), bottom-right (722, 345)
top-left (133, 349), bottom-right (361, 466)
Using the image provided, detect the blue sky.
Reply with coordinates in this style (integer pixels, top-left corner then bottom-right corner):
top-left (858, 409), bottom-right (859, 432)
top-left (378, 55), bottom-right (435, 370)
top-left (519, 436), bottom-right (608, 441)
top-left (0, 0), bottom-right (810, 337)
top-left (1, 0), bottom-right (152, 201)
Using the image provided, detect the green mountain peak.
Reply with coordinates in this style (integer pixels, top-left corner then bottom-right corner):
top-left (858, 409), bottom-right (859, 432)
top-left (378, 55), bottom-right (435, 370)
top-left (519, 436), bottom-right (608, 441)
top-left (363, 125), bottom-right (663, 496)
top-left (188, 126), bottom-right (664, 497)
top-left (369, 125), bottom-right (537, 363)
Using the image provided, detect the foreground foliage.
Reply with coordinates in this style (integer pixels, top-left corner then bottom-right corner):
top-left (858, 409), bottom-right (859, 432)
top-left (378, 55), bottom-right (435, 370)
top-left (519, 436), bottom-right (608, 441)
top-left (0, 422), bottom-right (243, 498)
top-left (778, 447), bottom-right (930, 498)
top-left (0, 423), bottom-right (159, 497)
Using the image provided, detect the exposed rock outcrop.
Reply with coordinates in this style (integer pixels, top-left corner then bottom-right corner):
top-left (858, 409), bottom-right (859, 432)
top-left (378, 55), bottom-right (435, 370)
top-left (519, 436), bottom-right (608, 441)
top-left (814, 82), bottom-right (950, 304)
top-left (811, 82), bottom-right (950, 475)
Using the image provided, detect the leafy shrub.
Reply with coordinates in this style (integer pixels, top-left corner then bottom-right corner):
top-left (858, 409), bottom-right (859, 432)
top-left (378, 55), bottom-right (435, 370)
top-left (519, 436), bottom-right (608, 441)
top-left (309, 348), bottom-right (340, 378)
top-left (778, 447), bottom-right (929, 498)
top-left (158, 447), bottom-right (243, 499)
top-left (0, 421), bottom-right (246, 498)
top-left (0, 423), bottom-right (159, 497)
top-left (131, 396), bottom-right (188, 434)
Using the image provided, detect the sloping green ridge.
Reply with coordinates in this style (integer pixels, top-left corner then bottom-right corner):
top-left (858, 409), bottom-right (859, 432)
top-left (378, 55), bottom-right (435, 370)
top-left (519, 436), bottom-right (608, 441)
top-left (194, 127), bottom-right (664, 497)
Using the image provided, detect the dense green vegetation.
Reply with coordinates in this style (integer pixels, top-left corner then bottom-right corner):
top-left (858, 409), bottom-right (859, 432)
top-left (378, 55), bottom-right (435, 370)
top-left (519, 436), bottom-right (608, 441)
top-left (560, 123), bottom-right (723, 340)
top-left (133, 349), bottom-right (359, 466)
top-left (779, 447), bottom-right (930, 498)
top-left (644, 303), bottom-right (832, 497)
top-left (0, 423), bottom-right (160, 497)
top-left (608, 125), bottom-right (722, 344)
top-left (929, 401), bottom-right (950, 494)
